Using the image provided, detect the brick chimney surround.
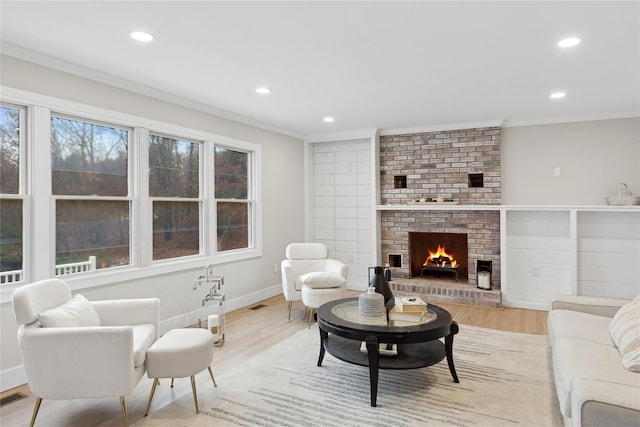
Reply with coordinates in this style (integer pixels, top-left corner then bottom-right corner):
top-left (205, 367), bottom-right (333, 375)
top-left (380, 126), bottom-right (502, 308)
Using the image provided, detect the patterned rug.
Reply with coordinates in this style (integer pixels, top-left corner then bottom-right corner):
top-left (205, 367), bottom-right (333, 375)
top-left (134, 324), bottom-right (563, 426)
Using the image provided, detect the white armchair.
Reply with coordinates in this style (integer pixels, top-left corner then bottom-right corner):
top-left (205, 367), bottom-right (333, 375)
top-left (281, 243), bottom-right (348, 322)
top-left (12, 278), bottom-right (160, 426)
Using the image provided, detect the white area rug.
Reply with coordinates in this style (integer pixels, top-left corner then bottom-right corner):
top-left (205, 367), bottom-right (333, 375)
top-left (134, 324), bottom-right (562, 426)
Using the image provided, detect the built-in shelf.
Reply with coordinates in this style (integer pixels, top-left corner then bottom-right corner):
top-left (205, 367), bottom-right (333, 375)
top-left (377, 204), bottom-right (640, 212)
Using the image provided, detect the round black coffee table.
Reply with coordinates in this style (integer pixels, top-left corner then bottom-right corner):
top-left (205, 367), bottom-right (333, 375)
top-left (316, 297), bottom-right (459, 407)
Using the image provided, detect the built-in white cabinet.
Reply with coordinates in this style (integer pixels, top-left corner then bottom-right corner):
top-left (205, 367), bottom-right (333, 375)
top-left (501, 207), bottom-right (639, 310)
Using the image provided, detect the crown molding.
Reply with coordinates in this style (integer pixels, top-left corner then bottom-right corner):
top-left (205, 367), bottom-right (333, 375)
top-left (502, 111), bottom-right (640, 128)
top-left (304, 128), bottom-right (379, 144)
top-left (379, 120), bottom-right (504, 136)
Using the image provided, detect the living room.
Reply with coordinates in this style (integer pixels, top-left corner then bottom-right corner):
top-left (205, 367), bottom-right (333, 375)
top-left (0, 2), bottom-right (639, 426)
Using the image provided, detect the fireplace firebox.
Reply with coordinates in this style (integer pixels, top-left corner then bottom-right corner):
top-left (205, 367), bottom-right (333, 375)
top-left (409, 232), bottom-right (468, 282)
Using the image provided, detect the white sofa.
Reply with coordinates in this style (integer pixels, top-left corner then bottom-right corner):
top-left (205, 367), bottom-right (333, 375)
top-left (547, 295), bottom-right (640, 426)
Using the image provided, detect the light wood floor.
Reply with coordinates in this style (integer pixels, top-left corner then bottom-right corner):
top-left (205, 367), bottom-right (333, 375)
top-left (0, 293), bottom-right (548, 427)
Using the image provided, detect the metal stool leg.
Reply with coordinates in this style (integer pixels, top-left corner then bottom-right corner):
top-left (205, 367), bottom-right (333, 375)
top-left (190, 375), bottom-right (199, 414)
top-left (208, 366), bottom-right (217, 387)
top-left (144, 378), bottom-right (159, 416)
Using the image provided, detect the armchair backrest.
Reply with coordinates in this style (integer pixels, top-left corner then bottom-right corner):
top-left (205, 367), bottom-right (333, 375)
top-left (13, 278), bottom-right (72, 325)
top-left (285, 242), bottom-right (328, 260)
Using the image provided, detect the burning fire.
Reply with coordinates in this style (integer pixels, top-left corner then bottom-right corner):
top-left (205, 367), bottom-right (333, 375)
top-left (425, 245), bottom-right (457, 268)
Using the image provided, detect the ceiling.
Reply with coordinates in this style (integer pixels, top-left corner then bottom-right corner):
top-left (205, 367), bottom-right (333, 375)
top-left (1, 1), bottom-right (639, 137)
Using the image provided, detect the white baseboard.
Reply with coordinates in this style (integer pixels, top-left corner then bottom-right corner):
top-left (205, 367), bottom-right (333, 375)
top-left (0, 364), bottom-right (27, 392)
top-left (1, 285), bottom-right (284, 392)
top-left (502, 297), bottom-right (550, 312)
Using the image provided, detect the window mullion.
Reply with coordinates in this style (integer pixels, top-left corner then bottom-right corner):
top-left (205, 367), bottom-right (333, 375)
top-left (137, 127), bottom-right (151, 267)
top-left (31, 105), bottom-right (53, 281)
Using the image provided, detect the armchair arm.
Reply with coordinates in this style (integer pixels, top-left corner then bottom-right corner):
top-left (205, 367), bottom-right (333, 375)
top-left (281, 260), bottom-right (300, 298)
top-left (550, 295), bottom-right (629, 318)
top-left (571, 377), bottom-right (640, 427)
top-left (18, 324), bottom-right (137, 399)
top-left (324, 259), bottom-right (349, 281)
top-left (92, 298), bottom-right (160, 338)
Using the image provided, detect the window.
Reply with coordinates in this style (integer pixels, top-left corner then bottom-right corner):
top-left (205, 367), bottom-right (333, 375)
top-left (51, 115), bottom-right (130, 274)
top-left (215, 146), bottom-right (250, 251)
top-left (149, 133), bottom-right (201, 260)
top-left (0, 104), bottom-right (24, 284)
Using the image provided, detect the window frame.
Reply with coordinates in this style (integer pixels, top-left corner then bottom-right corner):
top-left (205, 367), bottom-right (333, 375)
top-left (50, 113), bottom-right (134, 276)
top-left (0, 102), bottom-right (29, 285)
top-left (211, 141), bottom-right (261, 259)
top-left (148, 131), bottom-right (204, 262)
top-left (0, 87), bottom-right (262, 303)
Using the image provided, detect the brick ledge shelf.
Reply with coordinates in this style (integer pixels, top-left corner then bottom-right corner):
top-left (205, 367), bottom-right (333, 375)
top-left (390, 278), bottom-right (501, 309)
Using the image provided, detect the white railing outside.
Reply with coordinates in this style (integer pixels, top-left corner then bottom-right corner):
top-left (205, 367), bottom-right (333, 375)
top-left (55, 256), bottom-right (97, 276)
top-left (0, 269), bottom-right (23, 284)
top-left (1, 256), bottom-right (98, 285)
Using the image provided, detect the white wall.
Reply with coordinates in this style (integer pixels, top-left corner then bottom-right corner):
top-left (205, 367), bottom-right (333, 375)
top-left (0, 56), bottom-right (305, 390)
top-left (502, 118), bottom-right (640, 205)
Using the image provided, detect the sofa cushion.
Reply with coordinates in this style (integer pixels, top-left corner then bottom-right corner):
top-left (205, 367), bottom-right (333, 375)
top-left (39, 294), bottom-right (102, 328)
top-left (548, 309), bottom-right (614, 347)
top-left (553, 337), bottom-right (640, 417)
top-left (298, 271), bottom-right (346, 289)
top-left (132, 324), bottom-right (156, 368)
top-left (609, 296), bottom-right (640, 372)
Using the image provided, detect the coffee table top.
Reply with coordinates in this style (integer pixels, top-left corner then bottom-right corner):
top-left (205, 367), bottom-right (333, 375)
top-left (317, 297), bottom-right (453, 343)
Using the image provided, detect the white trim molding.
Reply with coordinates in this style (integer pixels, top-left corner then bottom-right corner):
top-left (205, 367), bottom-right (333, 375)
top-left (379, 120), bottom-right (504, 136)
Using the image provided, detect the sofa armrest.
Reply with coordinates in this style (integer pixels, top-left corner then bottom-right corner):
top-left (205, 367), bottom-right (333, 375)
top-left (18, 324), bottom-right (136, 399)
top-left (92, 298), bottom-right (160, 338)
top-left (571, 377), bottom-right (640, 427)
top-left (550, 295), bottom-right (629, 318)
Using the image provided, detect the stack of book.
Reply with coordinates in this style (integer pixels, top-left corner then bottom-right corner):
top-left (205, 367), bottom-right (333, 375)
top-left (389, 296), bottom-right (428, 322)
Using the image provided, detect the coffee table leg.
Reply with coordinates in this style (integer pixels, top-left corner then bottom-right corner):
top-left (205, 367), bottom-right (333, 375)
top-left (317, 328), bottom-right (328, 366)
top-left (365, 336), bottom-right (379, 407)
top-left (445, 321), bottom-right (460, 383)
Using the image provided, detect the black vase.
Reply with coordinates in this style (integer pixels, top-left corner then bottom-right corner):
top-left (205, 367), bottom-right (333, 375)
top-left (368, 266), bottom-right (395, 311)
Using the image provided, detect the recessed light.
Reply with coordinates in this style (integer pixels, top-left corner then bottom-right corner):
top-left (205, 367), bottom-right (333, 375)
top-left (256, 87), bottom-right (271, 95)
top-left (130, 31), bottom-right (154, 42)
top-left (557, 37), bottom-right (581, 48)
top-left (323, 117), bottom-right (335, 123)
top-left (550, 92), bottom-right (566, 99)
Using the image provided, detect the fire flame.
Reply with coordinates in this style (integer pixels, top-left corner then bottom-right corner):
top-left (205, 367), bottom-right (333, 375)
top-left (425, 245), bottom-right (457, 268)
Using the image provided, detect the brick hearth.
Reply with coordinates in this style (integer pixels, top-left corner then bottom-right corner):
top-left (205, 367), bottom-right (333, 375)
top-left (390, 277), bottom-right (501, 308)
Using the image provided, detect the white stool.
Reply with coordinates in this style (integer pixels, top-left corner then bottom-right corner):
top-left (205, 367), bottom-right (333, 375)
top-left (301, 284), bottom-right (345, 328)
top-left (144, 328), bottom-right (217, 416)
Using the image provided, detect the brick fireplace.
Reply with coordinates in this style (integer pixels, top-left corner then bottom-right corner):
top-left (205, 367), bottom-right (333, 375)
top-left (379, 126), bottom-right (502, 307)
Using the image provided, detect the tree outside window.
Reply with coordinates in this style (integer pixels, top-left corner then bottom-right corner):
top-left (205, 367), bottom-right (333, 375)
top-left (149, 134), bottom-right (200, 260)
top-left (51, 115), bottom-right (130, 273)
top-left (215, 147), bottom-right (250, 251)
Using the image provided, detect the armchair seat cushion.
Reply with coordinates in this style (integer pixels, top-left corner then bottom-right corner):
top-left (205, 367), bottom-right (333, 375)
top-left (132, 324), bottom-right (156, 368)
top-left (299, 271), bottom-right (347, 289)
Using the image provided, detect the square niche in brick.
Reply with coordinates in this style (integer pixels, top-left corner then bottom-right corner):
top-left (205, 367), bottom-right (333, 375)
top-left (468, 173), bottom-right (484, 188)
top-left (394, 175), bottom-right (407, 189)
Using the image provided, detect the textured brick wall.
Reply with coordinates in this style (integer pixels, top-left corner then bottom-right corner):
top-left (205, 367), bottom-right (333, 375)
top-left (379, 126), bottom-right (502, 291)
top-left (380, 127), bottom-right (501, 205)
top-left (381, 210), bottom-right (501, 289)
